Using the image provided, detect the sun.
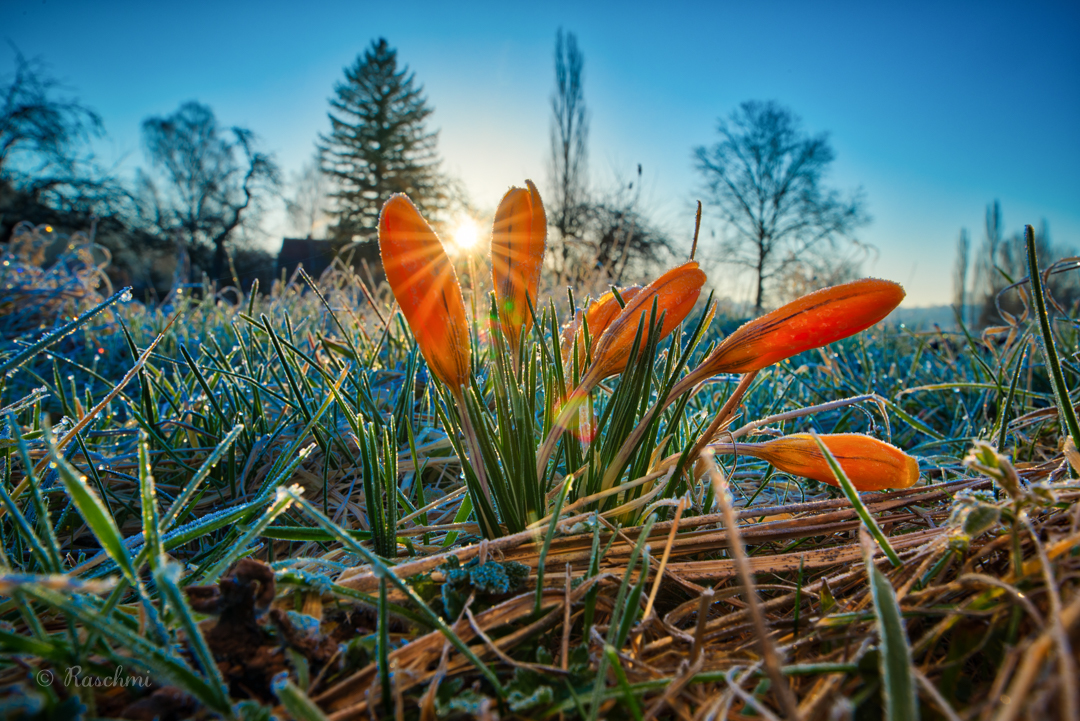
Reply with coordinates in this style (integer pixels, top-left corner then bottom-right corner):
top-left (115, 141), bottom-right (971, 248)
top-left (452, 217), bottom-right (480, 253)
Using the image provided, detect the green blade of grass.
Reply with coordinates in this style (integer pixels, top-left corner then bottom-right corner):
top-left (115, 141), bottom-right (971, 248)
top-left (280, 488), bottom-right (505, 697)
top-left (272, 674), bottom-right (331, 721)
top-left (865, 531), bottom-right (919, 721)
top-left (179, 343), bottom-right (229, 425)
top-left (0, 287), bottom-right (132, 377)
top-left (810, 432), bottom-right (902, 567)
top-left (117, 313), bottom-right (159, 427)
top-left (0, 626), bottom-right (69, 661)
top-left (153, 561), bottom-right (232, 711)
top-left (298, 266), bottom-right (365, 372)
top-left (47, 428), bottom-right (170, 643)
top-left (137, 432), bottom-right (164, 573)
top-left (377, 577), bottom-right (392, 714)
top-left (615, 546), bottom-right (649, 649)
top-left (3, 413), bottom-right (62, 572)
top-left (882, 399), bottom-right (945, 441)
top-left (441, 493), bottom-right (473, 548)
top-left (995, 344), bottom-right (1028, 453)
top-left (261, 314), bottom-right (314, 424)
top-left (605, 644), bottom-right (644, 721)
top-left (1025, 224), bottom-right (1080, 447)
top-left (605, 515), bottom-right (656, 648)
top-left (275, 569), bottom-right (432, 629)
top-left (162, 422), bottom-right (245, 529)
top-left (2, 308), bottom-right (182, 516)
top-left (81, 489), bottom-right (284, 583)
top-left (0, 473), bottom-right (54, 572)
top-left (535, 473), bottom-right (574, 616)
top-left (252, 369), bottom-right (346, 499)
top-left (21, 584), bottom-right (231, 716)
top-left (263, 526), bottom-right (369, 542)
top-left (200, 485), bottom-right (300, 584)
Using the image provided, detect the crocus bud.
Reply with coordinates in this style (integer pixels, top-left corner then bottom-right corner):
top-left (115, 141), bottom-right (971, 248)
top-left (560, 286), bottom-right (642, 372)
top-left (491, 180), bottom-right (546, 359)
top-left (379, 194), bottom-right (471, 389)
top-left (536, 262), bottom-right (707, 478)
top-left (671, 278), bottom-right (903, 399)
top-left (582, 261), bottom-right (707, 385)
top-left (738, 433), bottom-right (919, 491)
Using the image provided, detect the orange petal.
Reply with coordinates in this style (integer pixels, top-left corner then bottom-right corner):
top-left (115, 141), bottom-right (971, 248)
top-left (744, 433), bottom-right (919, 491)
top-left (379, 194), bottom-right (470, 390)
top-left (582, 261), bottom-right (707, 384)
top-left (560, 286), bottom-right (642, 371)
top-left (491, 180), bottom-right (546, 356)
top-left (698, 278), bottom-right (903, 376)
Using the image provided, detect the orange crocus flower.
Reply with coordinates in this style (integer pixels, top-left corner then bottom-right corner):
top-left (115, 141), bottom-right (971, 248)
top-left (537, 261), bottom-right (707, 477)
top-left (674, 278), bottom-right (903, 396)
top-left (378, 194), bottom-right (471, 390)
top-left (491, 180), bottom-right (547, 360)
top-left (599, 278), bottom-right (905, 491)
top-left (732, 433), bottom-right (919, 491)
top-left (582, 261), bottom-right (706, 386)
top-left (560, 286), bottom-right (642, 373)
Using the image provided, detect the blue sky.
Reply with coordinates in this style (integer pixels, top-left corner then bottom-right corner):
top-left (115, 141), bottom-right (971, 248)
top-left (3, 0), bottom-right (1078, 306)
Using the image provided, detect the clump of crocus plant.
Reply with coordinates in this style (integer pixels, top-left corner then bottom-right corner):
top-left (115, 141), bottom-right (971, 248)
top-left (380, 181), bottom-right (915, 540)
top-left (599, 276), bottom-right (908, 493)
top-left (679, 278), bottom-right (905, 386)
top-left (561, 285), bottom-right (643, 373)
top-left (582, 262), bottom-right (706, 383)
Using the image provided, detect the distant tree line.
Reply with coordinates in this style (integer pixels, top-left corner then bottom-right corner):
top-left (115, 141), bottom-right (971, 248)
top-left (4, 34), bottom-right (890, 314)
top-left (1, 51), bottom-right (284, 298)
top-left (953, 201), bottom-right (1076, 329)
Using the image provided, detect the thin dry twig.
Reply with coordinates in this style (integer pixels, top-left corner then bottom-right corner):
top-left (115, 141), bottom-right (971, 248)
top-left (705, 448), bottom-right (802, 721)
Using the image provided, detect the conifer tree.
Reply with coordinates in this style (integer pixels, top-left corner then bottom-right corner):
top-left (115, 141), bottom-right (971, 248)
top-left (319, 38), bottom-right (446, 242)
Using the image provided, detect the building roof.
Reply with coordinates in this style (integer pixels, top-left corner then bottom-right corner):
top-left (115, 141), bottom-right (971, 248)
top-left (275, 237), bottom-right (384, 288)
top-left (276, 238), bottom-right (338, 280)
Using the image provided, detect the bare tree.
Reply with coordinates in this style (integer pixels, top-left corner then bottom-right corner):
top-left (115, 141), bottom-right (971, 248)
top-left (139, 101), bottom-right (279, 282)
top-left (544, 33), bottom-right (672, 287)
top-left (547, 28), bottom-right (590, 282)
top-left (589, 164), bottom-right (675, 283)
top-left (971, 201), bottom-right (1004, 327)
top-left (694, 101), bottom-right (869, 314)
top-left (953, 228), bottom-right (970, 322)
top-left (0, 49), bottom-right (102, 180)
top-left (0, 47), bottom-right (120, 216)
